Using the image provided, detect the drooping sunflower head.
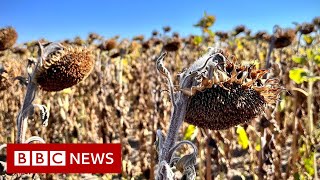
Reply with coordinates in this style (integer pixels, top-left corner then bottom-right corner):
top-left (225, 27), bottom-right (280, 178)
top-left (163, 26), bottom-right (171, 33)
top-left (99, 39), bottom-right (117, 51)
top-left (0, 26), bottom-right (18, 51)
top-left (0, 66), bottom-right (11, 91)
top-left (215, 31), bottom-right (229, 41)
top-left (163, 38), bottom-right (181, 52)
top-left (87, 33), bottom-right (100, 44)
top-left (0, 58), bottom-right (23, 91)
top-left (255, 31), bottom-right (270, 41)
top-left (313, 16), bottom-right (320, 27)
top-left (88, 32), bottom-right (100, 40)
top-left (180, 48), bottom-right (282, 130)
top-left (297, 23), bottom-right (315, 35)
top-left (152, 30), bottom-right (159, 36)
top-left (233, 25), bottom-right (246, 36)
top-left (35, 43), bottom-right (94, 91)
top-left (272, 28), bottom-right (296, 49)
top-left (133, 35), bottom-right (145, 42)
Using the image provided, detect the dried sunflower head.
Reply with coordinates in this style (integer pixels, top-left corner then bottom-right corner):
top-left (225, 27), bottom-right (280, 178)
top-left (142, 38), bottom-right (162, 50)
top-left (152, 38), bottom-right (162, 46)
top-left (313, 16), bottom-right (320, 26)
top-left (179, 48), bottom-right (282, 130)
top-left (163, 26), bottom-right (171, 33)
top-left (152, 30), bottom-right (159, 36)
top-left (142, 40), bottom-right (151, 49)
top-left (173, 32), bottom-right (180, 38)
top-left (88, 32), bottom-right (100, 40)
top-left (99, 39), bottom-right (117, 51)
top-left (297, 23), bottom-right (315, 35)
top-left (273, 28), bottom-right (295, 49)
top-left (163, 38), bottom-right (181, 52)
top-left (133, 35), bottom-right (145, 42)
top-left (233, 25), bottom-right (246, 36)
top-left (73, 36), bottom-right (85, 46)
top-left (215, 31), bottom-right (229, 41)
top-left (87, 33), bottom-right (100, 44)
top-left (0, 66), bottom-right (11, 91)
top-left (245, 29), bottom-right (251, 36)
top-left (0, 59), bottom-right (22, 91)
top-left (35, 43), bottom-right (94, 91)
top-left (255, 31), bottom-right (270, 41)
top-left (0, 27), bottom-right (18, 51)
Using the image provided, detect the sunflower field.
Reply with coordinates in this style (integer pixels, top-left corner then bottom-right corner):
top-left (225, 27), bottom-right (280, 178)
top-left (0, 14), bottom-right (319, 180)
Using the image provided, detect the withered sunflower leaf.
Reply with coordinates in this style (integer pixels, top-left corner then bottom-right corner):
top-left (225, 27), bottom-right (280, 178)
top-left (41, 42), bottom-right (63, 60)
top-left (181, 166), bottom-right (196, 180)
top-left (155, 130), bottom-right (165, 154)
top-left (33, 104), bottom-right (49, 126)
top-left (0, 161), bottom-right (6, 173)
top-left (175, 153), bottom-right (197, 173)
top-left (25, 136), bottom-right (46, 144)
top-left (158, 161), bottom-right (175, 179)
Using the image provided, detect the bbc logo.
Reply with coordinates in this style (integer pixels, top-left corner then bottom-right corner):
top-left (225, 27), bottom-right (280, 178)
top-left (7, 144), bottom-right (121, 173)
top-left (14, 151), bottom-right (66, 166)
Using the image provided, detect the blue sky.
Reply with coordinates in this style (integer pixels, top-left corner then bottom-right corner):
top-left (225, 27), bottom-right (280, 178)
top-left (1, 0), bottom-right (319, 43)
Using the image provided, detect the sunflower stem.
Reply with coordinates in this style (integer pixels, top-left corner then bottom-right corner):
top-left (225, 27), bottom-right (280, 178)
top-left (296, 33), bottom-right (302, 53)
top-left (307, 60), bottom-right (314, 135)
top-left (205, 131), bottom-right (212, 180)
top-left (156, 52), bottom-right (190, 179)
top-left (157, 93), bottom-right (188, 179)
top-left (307, 58), bottom-right (317, 179)
top-left (265, 37), bottom-right (275, 69)
top-left (16, 43), bottom-right (42, 143)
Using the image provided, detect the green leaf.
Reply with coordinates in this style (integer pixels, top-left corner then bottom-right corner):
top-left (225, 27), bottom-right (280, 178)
top-left (279, 95), bottom-right (286, 112)
top-left (204, 11), bottom-right (207, 17)
top-left (314, 55), bottom-right (320, 65)
top-left (183, 125), bottom-right (198, 141)
top-left (306, 49), bottom-right (314, 60)
top-left (193, 36), bottom-right (203, 46)
top-left (299, 143), bottom-right (307, 154)
top-left (293, 172), bottom-right (305, 180)
top-left (255, 144), bottom-right (261, 151)
top-left (303, 35), bottom-right (314, 45)
top-left (194, 12), bottom-right (215, 29)
top-left (289, 68), bottom-right (308, 84)
top-left (206, 29), bottom-right (215, 37)
top-left (303, 152), bottom-right (315, 176)
top-left (236, 126), bottom-right (249, 149)
top-left (292, 55), bottom-right (306, 64)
